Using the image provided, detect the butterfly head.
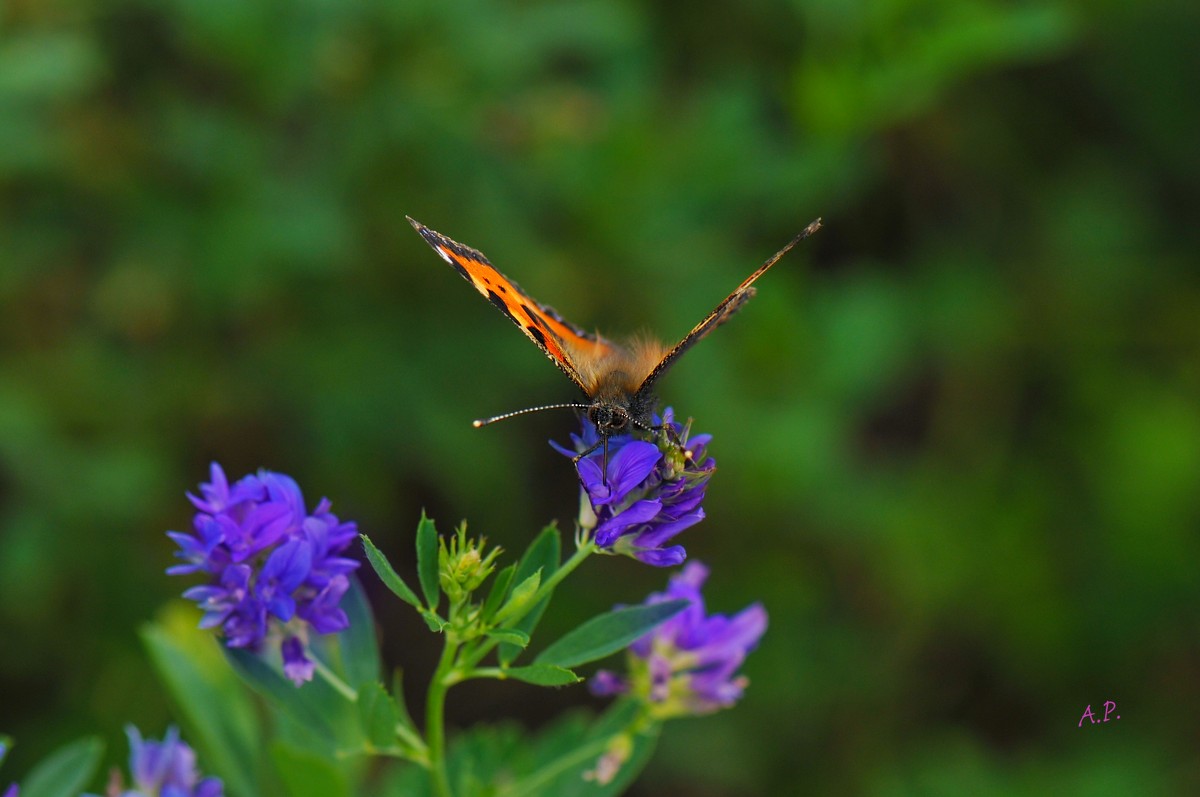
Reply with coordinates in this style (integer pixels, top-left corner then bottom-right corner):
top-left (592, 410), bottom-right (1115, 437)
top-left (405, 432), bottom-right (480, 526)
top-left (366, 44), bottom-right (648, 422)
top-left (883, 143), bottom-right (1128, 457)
top-left (588, 402), bottom-right (631, 435)
top-left (588, 382), bottom-right (660, 440)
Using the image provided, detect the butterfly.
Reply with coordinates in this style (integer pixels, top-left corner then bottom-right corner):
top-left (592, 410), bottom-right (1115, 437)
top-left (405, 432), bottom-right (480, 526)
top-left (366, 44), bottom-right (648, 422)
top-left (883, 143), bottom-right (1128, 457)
top-left (408, 215), bottom-right (821, 456)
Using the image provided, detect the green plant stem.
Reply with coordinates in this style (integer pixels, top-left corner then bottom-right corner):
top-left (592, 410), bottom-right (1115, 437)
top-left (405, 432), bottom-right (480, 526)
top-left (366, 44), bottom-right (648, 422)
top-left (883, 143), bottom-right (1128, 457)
top-left (422, 539), bottom-right (597, 795)
top-left (394, 722), bottom-right (428, 763)
top-left (312, 657), bottom-right (358, 701)
top-left (461, 540), bottom-right (597, 670)
top-left (531, 538), bottom-right (596, 605)
top-left (426, 634), bottom-right (460, 797)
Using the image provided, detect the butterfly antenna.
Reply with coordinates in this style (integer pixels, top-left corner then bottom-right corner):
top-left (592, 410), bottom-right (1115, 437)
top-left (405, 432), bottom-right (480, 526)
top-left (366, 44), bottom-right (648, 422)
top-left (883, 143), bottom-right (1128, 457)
top-left (472, 403), bottom-right (592, 428)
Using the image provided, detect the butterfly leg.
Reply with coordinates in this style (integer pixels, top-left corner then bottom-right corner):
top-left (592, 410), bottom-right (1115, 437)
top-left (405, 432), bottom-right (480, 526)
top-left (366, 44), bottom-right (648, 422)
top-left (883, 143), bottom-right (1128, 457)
top-left (570, 436), bottom-right (611, 488)
top-left (571, 439), bottom-right (601, 464)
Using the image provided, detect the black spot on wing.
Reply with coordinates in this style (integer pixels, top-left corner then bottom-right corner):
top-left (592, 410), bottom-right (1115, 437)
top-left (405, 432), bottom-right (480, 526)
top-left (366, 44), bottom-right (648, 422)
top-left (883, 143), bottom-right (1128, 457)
top-left (527, 325), bottom-right (547, 347)
top-left (486, 289), bottom-right (518, 324)
top-left (524, 305), bottom-right (552, 331)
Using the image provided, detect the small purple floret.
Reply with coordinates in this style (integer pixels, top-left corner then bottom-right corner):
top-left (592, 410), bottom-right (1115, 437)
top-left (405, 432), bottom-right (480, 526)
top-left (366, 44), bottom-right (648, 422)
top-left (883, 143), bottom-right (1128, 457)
top-left (591, 562), bottom-right (767, 717)
top-left (116, 726), bottom-right (223, 797)
top-left (281, 635), bottom-right (316, 685)
top-left (168, 463), bottom-right (360, 684)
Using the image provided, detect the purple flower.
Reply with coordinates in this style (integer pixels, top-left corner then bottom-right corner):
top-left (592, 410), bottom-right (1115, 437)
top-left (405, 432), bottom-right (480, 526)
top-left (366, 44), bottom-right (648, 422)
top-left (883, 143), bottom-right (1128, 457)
top-left (590, 562), bottom-right (767, 717)
top-left (168, 463), bottom-right (360, 684)
top-left (83, 727), bottom-right (222, 797)
top-left (281, 635), bottom-right (315, 684)
top-left (553, 408), bottom-right (714, 566)
top-left (0, 739), bottom-right (13, 797)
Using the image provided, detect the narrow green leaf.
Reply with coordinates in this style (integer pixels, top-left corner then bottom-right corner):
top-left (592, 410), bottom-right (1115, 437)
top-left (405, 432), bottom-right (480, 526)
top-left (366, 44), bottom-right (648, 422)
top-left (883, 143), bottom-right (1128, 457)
top-left (357, 682), bottom-right (401, 751)
top-left (415, 512), bottom-right (440, 610)
top-left (480, 563), bottom-right (516, 621)
top-left (513, 699), bottom-right (661, 797)
top-left (485, 628), bottom-right (530, 648)
top-left (513, 525), bottom-right (561, 586)
top-left (141, 621), bottom-right (260, 797)
top-left (338, 575), bottom-right (380, 687)
top-left (422, 613), bottom-right (448, 632)
top-left (535, 600), bottom-right (690, 669)
top-left (225, 647), bottom-right (336, 745)
top-left (269, 742), bottom-right (351, 797)
top-left (360, 534), bottom-right (421, 610)
top-left (499, 525), bottom-right (560, 665)
top-left (494, 569), bottom-right (542, 624)
top-left (302, 636), bottom-right (373, 750)
top-left (391, 668), bottom-right (418, 736)
top-left (504, 664), bottom-right (580, 687)
top-left (19, 737), bottom-right (102, 797)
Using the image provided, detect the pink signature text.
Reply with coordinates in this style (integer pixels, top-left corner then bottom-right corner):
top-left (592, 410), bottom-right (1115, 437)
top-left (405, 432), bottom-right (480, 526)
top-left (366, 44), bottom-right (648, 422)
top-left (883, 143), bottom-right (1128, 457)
top-left (1078, 700), bottom-right (1120, 727)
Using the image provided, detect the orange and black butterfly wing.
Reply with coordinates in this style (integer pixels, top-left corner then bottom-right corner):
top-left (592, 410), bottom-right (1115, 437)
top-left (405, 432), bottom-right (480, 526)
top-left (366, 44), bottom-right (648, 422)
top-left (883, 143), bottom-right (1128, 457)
top-left (408, 217), bottom-right (616, 395)
top-left (636, 218), bottom-right (823, 394)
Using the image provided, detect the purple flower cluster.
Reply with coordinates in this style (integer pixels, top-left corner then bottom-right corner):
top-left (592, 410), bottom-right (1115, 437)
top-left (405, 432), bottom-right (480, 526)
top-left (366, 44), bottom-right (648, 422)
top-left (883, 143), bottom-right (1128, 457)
top-left (168, 463), bottom-right (360, 684)
top-left (1, 740), bottom-right (13, 797)
top-left (553, 409), bottom-right (714, 566)
top-left (90, 726), bottom-right (223, 797)
top-left (591, 562), bottom-right (767, 717)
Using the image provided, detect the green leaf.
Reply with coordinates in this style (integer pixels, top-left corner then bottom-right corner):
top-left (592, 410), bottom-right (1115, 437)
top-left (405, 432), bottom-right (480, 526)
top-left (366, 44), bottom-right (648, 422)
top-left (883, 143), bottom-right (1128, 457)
top-left (269, 741), bottom-right (351, 797)
top-left (535, 599), bottom-right (690, 668)
top-left (480, 563), bottom-right (516, 621)
top-left (361, 533), bottom-right (422, 610)
top-left (513, 525), bottom-right (561, 584)
top-left (141, 620), bottom-right (260, 797)
top-left (415, 512), bottom-right (440, 610)
top-left (504, 664), bottom-right (581, 687)
top-left (19, 736), bottom-right (102, 797)
top-left (492, 570), bottom-right (541, 625)
top-left (485, 628), bottom-right (530, 648)
top-left (515, 700), bottom-right (661, 797)
top-left (441, 725), bottom-right (525, 797)
top-left (357, 681), bottom-right (401, 752)
top-left (422, 613), bottom-right (449, 633)
top-left (499, 525), bottom-right (560, 665)
top-left (391, 668), bottom-right (418, 736)
top-left (224, 647), bottom-right (336, 745)
top-left (337, 575), bottom-right (380, 687)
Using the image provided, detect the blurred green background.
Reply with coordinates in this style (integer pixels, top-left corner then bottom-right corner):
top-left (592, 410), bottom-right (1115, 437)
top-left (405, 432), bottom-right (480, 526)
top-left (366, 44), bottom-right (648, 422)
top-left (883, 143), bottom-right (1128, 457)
top-left (2, 0), bottom-right (1199, 793)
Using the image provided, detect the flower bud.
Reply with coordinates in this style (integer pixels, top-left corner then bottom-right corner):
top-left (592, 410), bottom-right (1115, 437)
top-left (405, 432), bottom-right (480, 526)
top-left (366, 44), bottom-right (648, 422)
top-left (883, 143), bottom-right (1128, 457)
top-left (438, 524), bottom-right (501, 602)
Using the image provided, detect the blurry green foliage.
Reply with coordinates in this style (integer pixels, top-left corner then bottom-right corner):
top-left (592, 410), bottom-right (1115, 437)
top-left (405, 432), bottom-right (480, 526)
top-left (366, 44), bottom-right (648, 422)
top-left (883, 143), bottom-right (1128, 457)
top-left (2, 0), bottom-right (1199, 793)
